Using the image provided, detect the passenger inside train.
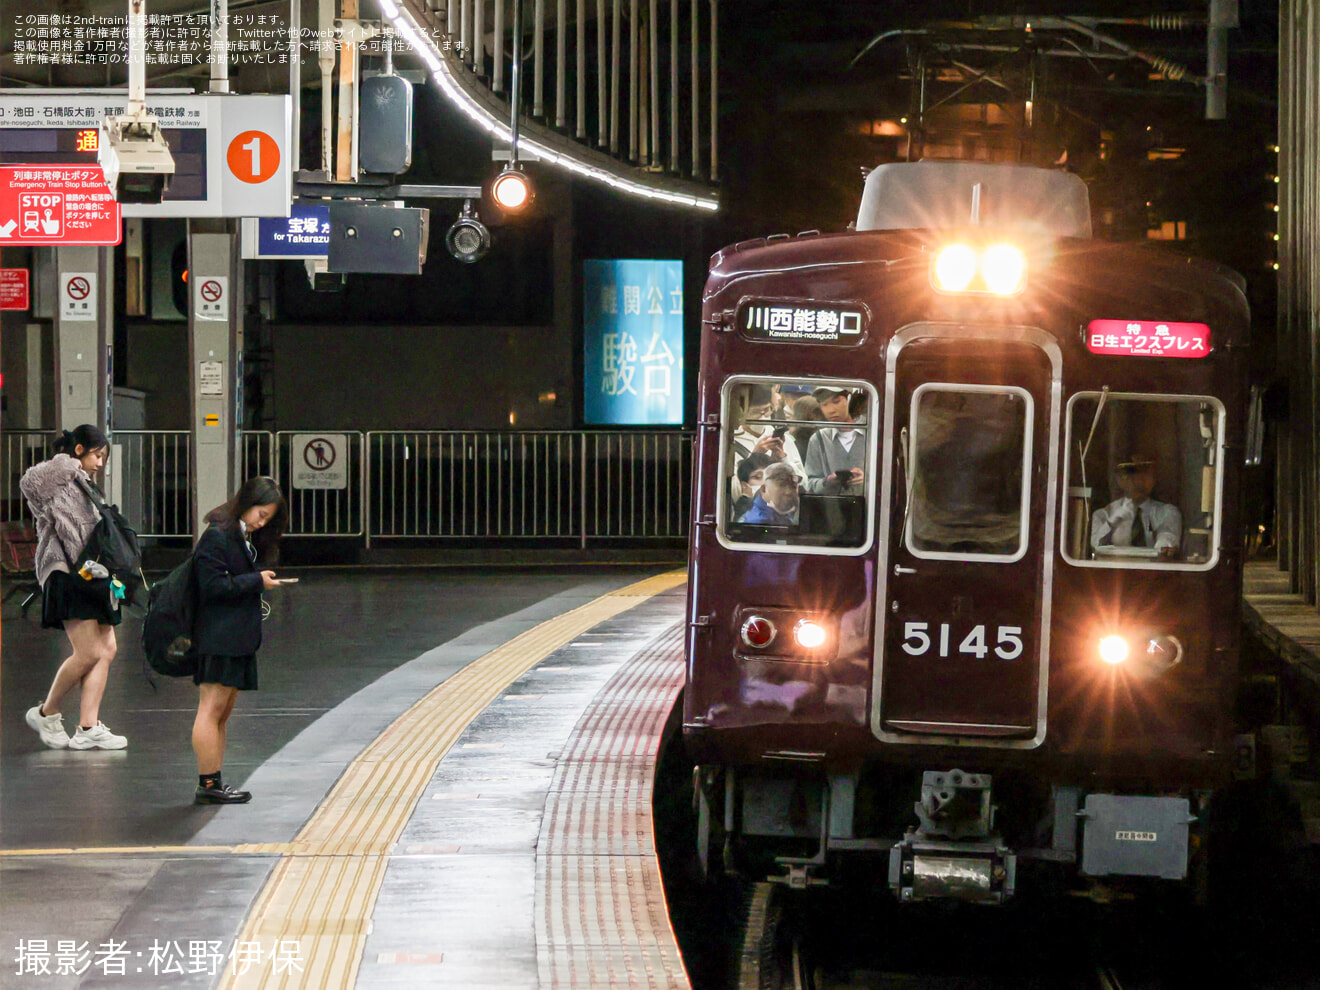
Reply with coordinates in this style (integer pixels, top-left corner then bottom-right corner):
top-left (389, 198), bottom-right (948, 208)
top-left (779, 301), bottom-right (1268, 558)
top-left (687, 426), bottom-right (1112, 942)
top-left (723, 379), bottom-right (870, 548)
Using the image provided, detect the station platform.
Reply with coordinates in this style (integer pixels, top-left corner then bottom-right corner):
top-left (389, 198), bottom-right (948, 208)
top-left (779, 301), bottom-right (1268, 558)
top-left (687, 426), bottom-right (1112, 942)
top-left (1, 566), bottom-right (691, 990)
top-left (1243, 557), bottom-right (1320, 684)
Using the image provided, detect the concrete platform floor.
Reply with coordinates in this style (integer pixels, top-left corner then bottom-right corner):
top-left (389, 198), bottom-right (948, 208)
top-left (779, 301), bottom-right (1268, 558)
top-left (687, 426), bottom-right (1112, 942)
top-left (0, 566), bottom-right (678, 989)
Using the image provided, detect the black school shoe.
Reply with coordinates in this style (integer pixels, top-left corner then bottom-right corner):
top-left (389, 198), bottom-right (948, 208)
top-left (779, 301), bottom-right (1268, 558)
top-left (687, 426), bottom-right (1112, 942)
top-left (195, 783), bottom-right (252, 805)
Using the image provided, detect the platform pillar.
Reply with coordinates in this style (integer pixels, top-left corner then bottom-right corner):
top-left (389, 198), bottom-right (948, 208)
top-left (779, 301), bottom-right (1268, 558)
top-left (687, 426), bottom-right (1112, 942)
top-left (188, 223), bottom-right (243, 540)
top-left (54, 245), bottom-right (116, 499)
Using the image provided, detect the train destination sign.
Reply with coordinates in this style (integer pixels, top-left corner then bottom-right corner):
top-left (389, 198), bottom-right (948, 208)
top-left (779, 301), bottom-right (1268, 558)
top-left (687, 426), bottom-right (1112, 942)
top-left (1085, 319), bottom-right (1211, 359)
top-left (739, 301), bottom-right (866, 344)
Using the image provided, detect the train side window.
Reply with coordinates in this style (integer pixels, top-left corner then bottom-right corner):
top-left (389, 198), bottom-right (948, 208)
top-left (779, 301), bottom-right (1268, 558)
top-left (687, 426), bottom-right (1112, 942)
top-left (719, 377), bottom-right (874, 552)
top-left (1062, 392), bottom-right (1224, 570)
top-left (906, 385), bottom-right (1032, 560)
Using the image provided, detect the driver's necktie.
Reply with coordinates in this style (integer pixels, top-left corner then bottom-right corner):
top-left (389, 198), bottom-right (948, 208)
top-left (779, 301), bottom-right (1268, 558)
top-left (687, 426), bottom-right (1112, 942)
top-left (1130, 507), bottom-right (1146, 547)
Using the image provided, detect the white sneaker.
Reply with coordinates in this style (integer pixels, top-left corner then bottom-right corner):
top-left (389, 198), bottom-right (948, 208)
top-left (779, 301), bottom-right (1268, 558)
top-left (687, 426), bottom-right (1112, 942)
top-left (67, 721), bottom-right (128, 751)
top-left (25, 705), bottom-right (69, 749)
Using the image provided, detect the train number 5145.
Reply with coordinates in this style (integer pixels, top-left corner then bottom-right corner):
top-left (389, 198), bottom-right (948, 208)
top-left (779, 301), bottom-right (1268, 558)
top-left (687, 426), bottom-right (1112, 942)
top-left (900, 622), bottom-right (1023, 660)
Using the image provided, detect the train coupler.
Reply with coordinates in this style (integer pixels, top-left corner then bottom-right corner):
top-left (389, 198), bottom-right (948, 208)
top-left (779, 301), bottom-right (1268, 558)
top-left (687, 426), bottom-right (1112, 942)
top-left (888, 835), bottom-right (1017, 904)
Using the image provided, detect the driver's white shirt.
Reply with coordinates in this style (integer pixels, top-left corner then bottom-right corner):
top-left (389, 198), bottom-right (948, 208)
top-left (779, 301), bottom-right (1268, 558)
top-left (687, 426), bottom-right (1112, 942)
top-left (1091, 497), bottom-right (1182, 552)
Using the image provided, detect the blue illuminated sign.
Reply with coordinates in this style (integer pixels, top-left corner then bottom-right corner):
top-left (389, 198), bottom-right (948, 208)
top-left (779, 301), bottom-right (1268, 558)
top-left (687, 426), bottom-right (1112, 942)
top-left (257, 205), bottom-right (330, 257)
top-left (583, 259), bottom-right (683, 425)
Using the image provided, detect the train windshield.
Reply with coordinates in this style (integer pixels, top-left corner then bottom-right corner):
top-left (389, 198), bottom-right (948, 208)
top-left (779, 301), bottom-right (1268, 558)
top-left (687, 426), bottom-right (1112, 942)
top-left (1063, 392), bottom-right (1224, 569)
top-left (906, 385), bottom-right (1032, 559)
top-left (720, 378), bottom-right (874, 551)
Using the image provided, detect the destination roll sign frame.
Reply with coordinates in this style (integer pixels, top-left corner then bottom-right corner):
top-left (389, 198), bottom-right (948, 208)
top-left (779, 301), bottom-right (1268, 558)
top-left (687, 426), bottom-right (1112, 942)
top-left (738, 299), bottom-right (869, 345)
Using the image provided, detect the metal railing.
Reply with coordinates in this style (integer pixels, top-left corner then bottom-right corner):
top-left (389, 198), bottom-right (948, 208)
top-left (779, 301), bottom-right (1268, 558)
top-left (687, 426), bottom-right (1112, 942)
top-left (114, 430), bottom-right (191, 538)
top-left (244, 431), bottom-right (276, 480)
top-left (1, 431), bottom-right (52, 526)
top-left (1, 429), bottom-right (695, 544)
top-left (366, 431), bottom-right (694, 544)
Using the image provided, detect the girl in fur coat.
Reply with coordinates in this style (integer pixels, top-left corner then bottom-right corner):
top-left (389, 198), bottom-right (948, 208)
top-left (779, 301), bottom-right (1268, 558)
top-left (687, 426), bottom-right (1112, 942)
top-left (19, 425), bottom-right (128, 751)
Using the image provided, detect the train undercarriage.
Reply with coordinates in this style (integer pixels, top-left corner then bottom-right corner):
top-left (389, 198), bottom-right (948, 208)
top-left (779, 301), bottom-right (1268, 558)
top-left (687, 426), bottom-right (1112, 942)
top-left (694, 761), bottom-right (1212, 905)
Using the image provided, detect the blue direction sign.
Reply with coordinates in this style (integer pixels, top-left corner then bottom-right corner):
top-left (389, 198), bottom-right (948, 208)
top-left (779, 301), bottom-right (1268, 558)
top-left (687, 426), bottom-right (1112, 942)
top-left (257, 205), bottom-right (330, 256)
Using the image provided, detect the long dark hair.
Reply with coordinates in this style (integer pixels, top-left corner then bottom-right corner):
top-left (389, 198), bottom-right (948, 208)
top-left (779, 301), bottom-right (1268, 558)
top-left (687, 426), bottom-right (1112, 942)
top-left (52, 424), bottom-right (109, 458)
top-left (206, 476), bottom-right (289, 562)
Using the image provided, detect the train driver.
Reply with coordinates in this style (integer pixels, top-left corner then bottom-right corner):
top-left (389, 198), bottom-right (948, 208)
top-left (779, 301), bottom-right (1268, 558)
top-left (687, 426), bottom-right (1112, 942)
top-left (803, 387), bottom-right (866, 494)
top-left (1090, 452), bottom-right (1182, 558)
top-left (738, 461), bottom-right (802, 526)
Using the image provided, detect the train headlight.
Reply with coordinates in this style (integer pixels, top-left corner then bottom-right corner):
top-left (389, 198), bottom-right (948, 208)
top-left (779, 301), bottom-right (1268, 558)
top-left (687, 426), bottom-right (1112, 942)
top-left (1099, 635), bottom-right (1130, 665)
top-left (933, 244), bottom-right (978, 292)
top-left (793, 618), bottom-right (827, 650)
top-left (740, 615), bottom-right (777, 649)
top-left (981, 244), bottom-right (1027, 295)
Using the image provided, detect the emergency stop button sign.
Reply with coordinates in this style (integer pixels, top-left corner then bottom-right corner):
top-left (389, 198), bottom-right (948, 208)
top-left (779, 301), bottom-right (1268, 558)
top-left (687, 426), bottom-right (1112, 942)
top-left (0, 167), bottom-right (121, 246)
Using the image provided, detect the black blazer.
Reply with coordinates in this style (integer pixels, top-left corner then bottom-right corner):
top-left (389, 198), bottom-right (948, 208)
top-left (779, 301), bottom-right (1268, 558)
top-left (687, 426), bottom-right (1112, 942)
top-left (192, 522), bottom-right (265, 656)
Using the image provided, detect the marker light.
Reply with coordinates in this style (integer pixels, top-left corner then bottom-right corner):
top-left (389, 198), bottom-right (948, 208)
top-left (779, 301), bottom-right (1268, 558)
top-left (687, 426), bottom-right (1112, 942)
top-left (1099, 635), bottom-right (1130, 665)
top-left (981, 243), bottom-right (1027, 295)
top-left (445, 200), bottom-right (490, 263)
top-left (491, 165), bottom-right (534, 214)
top-left (793, 618), bottom-right (827, 650)
top-left (933, 244), bottom-right (978, 292)
top-left (741, 615), bottom-right (777, 649)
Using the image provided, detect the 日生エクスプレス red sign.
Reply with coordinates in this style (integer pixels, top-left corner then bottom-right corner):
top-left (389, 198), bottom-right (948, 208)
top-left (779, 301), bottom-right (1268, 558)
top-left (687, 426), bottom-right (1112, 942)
top-left (1085, 319), bottom-right (1211, 358)
top-left (1, 269), bottom-right (30, 310)
top-left (0, 166), bottom-right (121, 246)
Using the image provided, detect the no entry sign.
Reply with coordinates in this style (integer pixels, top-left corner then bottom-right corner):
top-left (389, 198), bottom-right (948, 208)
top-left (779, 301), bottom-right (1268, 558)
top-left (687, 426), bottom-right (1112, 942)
top-left (291, 434), bottom-right (348, 490)
top-left (0, 166), bottom-right (121, 246)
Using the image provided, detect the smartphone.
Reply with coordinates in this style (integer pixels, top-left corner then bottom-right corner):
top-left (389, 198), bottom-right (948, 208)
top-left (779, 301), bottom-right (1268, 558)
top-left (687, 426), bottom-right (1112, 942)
top-left (275, 577), bottom-right (300, 585)
top-left (833, 469), bottom-right (853, 482)
top-left (772, 426), bottom-right (789, 438)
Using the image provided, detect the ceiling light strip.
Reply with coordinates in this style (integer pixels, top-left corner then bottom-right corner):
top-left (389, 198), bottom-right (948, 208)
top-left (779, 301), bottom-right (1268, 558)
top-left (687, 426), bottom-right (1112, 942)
top-left (388, 2), bottom-right (719, 212)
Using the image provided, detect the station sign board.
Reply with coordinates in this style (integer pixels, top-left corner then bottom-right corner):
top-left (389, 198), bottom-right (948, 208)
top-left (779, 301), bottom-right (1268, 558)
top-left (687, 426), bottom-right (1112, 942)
top-left (1085, 319), bottom-right (1211, 359)
top-left (583, 259), bottom-right (684, 426)
top-left (0, 166), bottom-right (121, 245)
top-left (0, 94), bottom-right (291, 218)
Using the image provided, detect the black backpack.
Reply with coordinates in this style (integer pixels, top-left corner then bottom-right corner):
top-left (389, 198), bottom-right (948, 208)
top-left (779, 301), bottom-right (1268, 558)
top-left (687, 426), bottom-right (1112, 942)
top-left (142, 555), bottom-right (199, 677)
top-left (74, 478), bottom-right (145, 604)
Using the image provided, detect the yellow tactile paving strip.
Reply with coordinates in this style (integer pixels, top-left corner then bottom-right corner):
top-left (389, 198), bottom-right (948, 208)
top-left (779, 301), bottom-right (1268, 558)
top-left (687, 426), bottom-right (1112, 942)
top-left (217, 569), bottom-right (686, 990)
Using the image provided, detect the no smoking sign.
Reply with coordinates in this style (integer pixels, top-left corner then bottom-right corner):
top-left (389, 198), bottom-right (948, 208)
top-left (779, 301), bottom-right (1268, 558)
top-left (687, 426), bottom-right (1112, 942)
top-left (60, 272), bottom-right (97, 321)
top-left (194, 275), bottom-right (228, 321)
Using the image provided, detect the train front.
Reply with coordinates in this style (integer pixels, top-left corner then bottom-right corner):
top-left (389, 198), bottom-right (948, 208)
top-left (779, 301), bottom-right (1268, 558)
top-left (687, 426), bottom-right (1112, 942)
top-left (683, 161), bottom-right (1251, 904)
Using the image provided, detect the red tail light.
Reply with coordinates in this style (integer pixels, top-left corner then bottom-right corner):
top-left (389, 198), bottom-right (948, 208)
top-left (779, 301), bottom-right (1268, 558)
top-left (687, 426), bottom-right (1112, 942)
top-left (740, 615), bottom-right (777, 649)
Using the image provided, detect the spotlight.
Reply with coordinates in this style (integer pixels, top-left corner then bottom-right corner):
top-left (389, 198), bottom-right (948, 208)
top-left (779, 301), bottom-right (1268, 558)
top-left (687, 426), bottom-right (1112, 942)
top-left (446, 200), bottom-right (490, 264)
top-left (491, 164), bottom-right (534, 214)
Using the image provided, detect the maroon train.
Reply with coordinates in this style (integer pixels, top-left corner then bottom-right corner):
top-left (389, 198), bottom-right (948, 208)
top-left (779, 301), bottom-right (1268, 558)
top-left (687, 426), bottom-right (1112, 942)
top-left (683, 161), bottom-right (1251, 905)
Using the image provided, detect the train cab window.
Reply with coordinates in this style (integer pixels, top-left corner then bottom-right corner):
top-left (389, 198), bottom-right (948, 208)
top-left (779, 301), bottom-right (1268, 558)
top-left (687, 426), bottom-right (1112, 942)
top-left (906, 385), bottom-right (1032, 560)
top-left (720, 377), bottom-right (875, 552)
top-left (1063, 392), bottom-right (1224, 570)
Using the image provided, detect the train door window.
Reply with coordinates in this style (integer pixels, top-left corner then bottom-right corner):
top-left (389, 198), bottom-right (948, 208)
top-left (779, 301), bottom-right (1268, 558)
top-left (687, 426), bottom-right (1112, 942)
top-left (719, 377), bottom-right (875, 553)
top-left (1062, 392), bottom-right (1225, 570)
top-left (906, 384), bottom-right (1032, 560)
